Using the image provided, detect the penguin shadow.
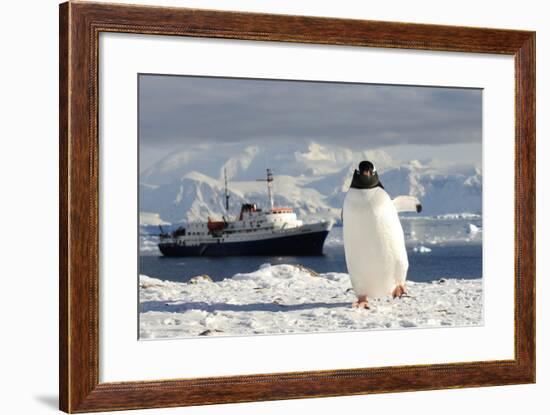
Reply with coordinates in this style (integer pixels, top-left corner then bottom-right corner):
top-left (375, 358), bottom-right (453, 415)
top-left (140, 300), bottom-right (350, 313)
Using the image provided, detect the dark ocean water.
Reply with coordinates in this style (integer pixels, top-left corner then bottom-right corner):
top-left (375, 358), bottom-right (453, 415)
top-left (139, 218), bottom-right (482, 283)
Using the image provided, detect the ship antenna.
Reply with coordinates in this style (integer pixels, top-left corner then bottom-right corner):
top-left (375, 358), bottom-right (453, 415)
top-left (224, 168), bottom-right (230, 212)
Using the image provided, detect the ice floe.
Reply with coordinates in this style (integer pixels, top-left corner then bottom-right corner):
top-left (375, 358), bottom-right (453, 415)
top-left (413, 245), bottom-right (432, 253)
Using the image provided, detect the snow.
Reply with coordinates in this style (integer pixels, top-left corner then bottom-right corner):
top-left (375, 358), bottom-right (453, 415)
top-left (139, 212), bottom-right (171, 226)
top-left (139, 264), bottom-right (482, 339)
top-left (139, 140), bottom-right (482, 224)
top-left (219, 145), bottom-right (260, 181)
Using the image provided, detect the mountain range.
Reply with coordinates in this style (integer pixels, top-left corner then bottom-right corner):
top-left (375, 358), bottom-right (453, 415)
top-left (139, 141), bottom-right (482, 225)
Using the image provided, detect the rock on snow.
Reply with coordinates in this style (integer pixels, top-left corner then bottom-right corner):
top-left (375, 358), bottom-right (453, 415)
top-left (139, 264), bottom-right (482, 339)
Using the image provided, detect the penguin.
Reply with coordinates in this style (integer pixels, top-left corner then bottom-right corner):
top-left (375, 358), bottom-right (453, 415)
top-left (342, 161), bottom-right (422, 309)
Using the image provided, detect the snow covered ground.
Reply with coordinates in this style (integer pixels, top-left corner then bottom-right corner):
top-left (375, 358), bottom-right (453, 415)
top-left (140, 263), bottom-right (482, 339)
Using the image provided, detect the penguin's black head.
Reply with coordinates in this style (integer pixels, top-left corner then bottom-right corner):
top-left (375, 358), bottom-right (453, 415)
top-left (350, 161), bottom-right (384, 190)
top-left (358, 160), bottom-right (376, 176)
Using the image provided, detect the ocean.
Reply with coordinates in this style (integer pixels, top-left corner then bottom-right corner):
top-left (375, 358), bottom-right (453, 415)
top-left (139, 216), bottom-right (482, 284)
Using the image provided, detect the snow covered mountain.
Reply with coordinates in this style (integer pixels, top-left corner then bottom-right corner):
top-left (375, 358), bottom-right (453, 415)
top-left (139, 141), bottom-right (482, 224)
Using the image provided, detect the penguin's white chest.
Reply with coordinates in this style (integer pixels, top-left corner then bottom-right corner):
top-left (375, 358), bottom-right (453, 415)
top-left (343, 187), bottom-right (409, 298)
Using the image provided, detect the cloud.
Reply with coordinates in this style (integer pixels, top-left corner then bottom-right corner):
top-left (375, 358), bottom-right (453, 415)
top-left (139, 74), bottom-right (482, 151)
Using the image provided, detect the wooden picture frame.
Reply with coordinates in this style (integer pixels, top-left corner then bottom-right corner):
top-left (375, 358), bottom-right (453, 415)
top-left (59, 1), bottom-right (535, 412)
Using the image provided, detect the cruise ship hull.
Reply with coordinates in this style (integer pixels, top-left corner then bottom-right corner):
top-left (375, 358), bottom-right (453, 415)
top-left (158, 229), bottom-right (330, 257)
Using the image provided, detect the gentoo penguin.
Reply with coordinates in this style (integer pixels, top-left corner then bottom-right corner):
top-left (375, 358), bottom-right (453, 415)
top-left (342, 161), bottom-right (422, 309)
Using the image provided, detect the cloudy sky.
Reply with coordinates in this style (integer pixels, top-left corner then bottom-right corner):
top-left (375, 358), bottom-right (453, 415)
top-left (139, 74), bottom-right (482, 171)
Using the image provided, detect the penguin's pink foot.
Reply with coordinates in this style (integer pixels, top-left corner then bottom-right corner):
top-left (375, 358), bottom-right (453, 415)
top-left (392, 284), bottom-right (407, 299)
top-left (352, 295), bottom-right (370, 309)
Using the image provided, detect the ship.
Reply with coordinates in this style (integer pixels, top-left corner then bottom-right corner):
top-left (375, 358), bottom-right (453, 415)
top-left (158, 169), bottom-right (333, 257)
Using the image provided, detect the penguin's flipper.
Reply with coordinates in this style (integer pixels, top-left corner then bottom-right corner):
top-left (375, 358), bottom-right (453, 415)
top-left (393, 196), bottom-right (422, 213)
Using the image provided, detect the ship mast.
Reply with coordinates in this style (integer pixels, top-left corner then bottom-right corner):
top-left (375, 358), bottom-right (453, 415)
top-left (266, 168), bottom-right (274, 210)
top-left (256, 168), bottom-right (274, 210)
top-left (224, 168), bottom-right (230, 212)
